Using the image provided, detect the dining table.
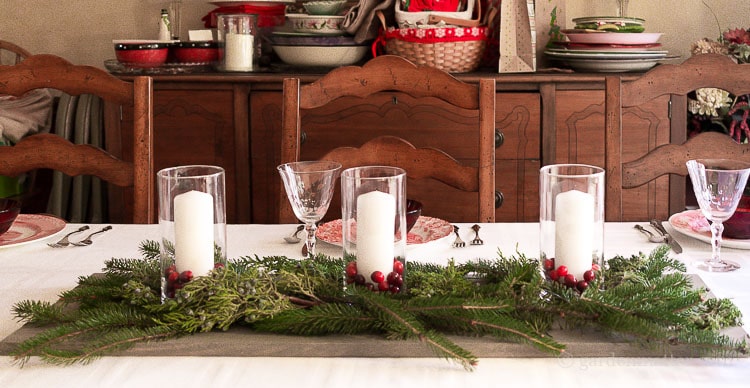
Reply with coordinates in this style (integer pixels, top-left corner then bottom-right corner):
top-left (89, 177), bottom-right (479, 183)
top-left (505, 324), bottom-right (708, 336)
top-left (1, 220), bottom-right (749, 387)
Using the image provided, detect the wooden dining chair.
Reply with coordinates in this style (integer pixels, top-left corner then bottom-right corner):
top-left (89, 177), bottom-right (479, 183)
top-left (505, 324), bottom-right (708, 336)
top-left (279, 55), bottom-right (496, 224)
top-left (0, 40), bottom-right (32, 65)
top-left (604, 53), bottom-right (750, 221)
top-left (0, 54), bottom-right (155, 223)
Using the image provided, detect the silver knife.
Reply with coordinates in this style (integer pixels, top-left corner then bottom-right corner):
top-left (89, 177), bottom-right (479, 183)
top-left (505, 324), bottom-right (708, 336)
top-left (650, 220), bottom-right (683, 254)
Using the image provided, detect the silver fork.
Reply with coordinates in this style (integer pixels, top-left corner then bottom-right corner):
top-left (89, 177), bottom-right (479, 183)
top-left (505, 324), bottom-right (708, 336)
top-left (47, 225), bottom-right (90, 247)
top-left (470, 224), bottom-right (484, 245)
top-left (71, 226), bottom-right (113, 246)
top-left (452, 225), bottom-right (466, 248)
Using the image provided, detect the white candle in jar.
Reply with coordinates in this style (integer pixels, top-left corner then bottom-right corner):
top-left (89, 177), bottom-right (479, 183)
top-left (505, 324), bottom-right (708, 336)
top-left (554, 189), bottom-right (594, 279)
top-left (174, 190), bottom-right (215, 277)
top-left (356, 190), bottom-right (395, 283)
top-left (224, 32), bottom-right (254, 71)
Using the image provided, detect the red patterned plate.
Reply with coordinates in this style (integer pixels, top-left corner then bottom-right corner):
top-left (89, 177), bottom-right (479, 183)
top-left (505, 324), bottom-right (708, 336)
top-left (668, 210), bottom-right (750, 250)
top-left (0, 214), bottom-right (66, 248)
top-left (317, 216), bottom-right (453, 246)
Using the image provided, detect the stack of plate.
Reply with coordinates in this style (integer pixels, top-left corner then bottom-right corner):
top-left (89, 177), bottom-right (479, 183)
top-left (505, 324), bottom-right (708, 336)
top-left (546, 16), bottom-right (672, 72)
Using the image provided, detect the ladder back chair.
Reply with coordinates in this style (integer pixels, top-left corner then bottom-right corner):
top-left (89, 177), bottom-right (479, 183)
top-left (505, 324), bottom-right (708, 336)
top-left (0, 54), bottom-right (155, 223)
top-left (280, 55), bottom-right (496, 224)
top-left (605, 53), bottom-right (750, 221)
top-left (0, 40), bottom-right (32, 65)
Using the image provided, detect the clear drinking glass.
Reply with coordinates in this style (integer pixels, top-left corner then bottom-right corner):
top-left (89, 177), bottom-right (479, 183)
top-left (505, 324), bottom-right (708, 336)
top-left (277, 161), bottom-right (342, 259)
top-left (686, 159), bottom-right (750, 272)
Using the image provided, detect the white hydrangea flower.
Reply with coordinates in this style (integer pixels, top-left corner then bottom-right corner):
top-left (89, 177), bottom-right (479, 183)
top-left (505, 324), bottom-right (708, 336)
top-left (689, 88), bottom-right (733, 116)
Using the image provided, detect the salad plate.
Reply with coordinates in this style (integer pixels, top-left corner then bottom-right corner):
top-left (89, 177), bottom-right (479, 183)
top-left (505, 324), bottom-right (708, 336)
top-left (669, 210), bottom-right (750, 250)
top-left (316, 216), bottom-right (453, 246)
top-left (563, 32), bottom-right (662, 45)
top-left (0, 214), bottom-right (66, 249)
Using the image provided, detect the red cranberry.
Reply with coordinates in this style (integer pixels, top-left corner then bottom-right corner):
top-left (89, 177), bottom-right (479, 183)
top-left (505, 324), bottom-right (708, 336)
top-left (543, 258), bottom-right (555, 270)
top-left (389, 285), bottom-right (401, 294)
top-left (178, 270), bottom-right (193, 283)
top-left (345, 261), bottom-right (358, 278)
top-left (548, 269), bottom-right (559, 281)
top-left (387, 272), bottom-right (403, 287)
top-left (378, 281), bottom-right (389, 292)
top-left (393, 260), bottom-right (404, 275)
top-left (583, 270), bottom-right (595, 282)
top-left (164, 264), bottom-right (176, 276)
top-left (167, 271), bottom-right (179, 283)
top-left (371, 271), bottom-right (385, 284)
top-left (354, 274), bottom-right (366, 285)
top-left (564, 274), bottom-right (577, 288)
top-left (591, 263), bottom-right (600, 271)
top-left (576, 280), bottom-right (589, 292)
top-left (556, 266), bottom-right (568, 278)
top-left (214, 262), bottom-right (225, 269)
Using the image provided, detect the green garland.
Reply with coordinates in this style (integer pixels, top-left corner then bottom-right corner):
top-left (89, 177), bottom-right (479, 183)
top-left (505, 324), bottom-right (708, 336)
top-left (10, 242), bottom-right (747, 370)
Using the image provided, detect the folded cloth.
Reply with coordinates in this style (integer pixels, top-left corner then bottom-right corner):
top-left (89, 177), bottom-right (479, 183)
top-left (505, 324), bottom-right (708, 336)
top-left (0, 89), bottom-right (54, 145)
top-left (343, 0), bottom-right (396, 44)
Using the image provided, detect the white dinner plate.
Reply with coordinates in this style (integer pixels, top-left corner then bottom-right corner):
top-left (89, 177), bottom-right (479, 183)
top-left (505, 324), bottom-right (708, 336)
top-left (545, 48), bottom-right (668, 59)
top-left (317, 216), bottom-right (453, 246)
top-left (563, 32), bottom-right (662, 45)
top-left (0, 214), bottom-right (66, 249)
top-left (669, 209), bottom-right (750, 250)
top-left (549, 57), bottom-right (662, 72)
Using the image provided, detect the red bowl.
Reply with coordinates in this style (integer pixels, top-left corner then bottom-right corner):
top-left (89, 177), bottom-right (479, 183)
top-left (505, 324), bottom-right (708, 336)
top-left (405, 199), bottom-right (423, 233)
top-left (0, 198), bottom-right (21, 235)
top-left (114, 41), bottom-right (171, 67)
top-left (724, 195), bottom-right (750, 239)
top-left (171, 41), bottom-right (219, 64)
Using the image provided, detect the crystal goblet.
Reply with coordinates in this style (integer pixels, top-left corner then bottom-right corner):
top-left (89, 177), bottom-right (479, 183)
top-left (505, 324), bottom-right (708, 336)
top-left (686, 159), bottom-right (750, 272)
top-left (278, 161), bottom-right (342, 259)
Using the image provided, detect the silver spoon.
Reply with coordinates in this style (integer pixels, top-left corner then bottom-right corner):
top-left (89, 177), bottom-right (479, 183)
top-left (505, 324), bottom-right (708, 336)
top-left (284, 224), bottom-right (305, 244)
top-left (634, 224), bottom-right (666, 243)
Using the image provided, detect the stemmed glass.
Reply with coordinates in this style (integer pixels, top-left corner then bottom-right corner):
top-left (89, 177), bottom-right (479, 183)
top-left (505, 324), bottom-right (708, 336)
top-left (277, 161), bottom-right (342, 259)
top-left (686, 159), bottom-right (750, 272)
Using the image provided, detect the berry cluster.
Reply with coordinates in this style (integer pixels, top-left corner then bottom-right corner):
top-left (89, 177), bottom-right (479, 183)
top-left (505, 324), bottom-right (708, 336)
top-left (163, 262), bottom-right (224, 298)
top-left (542, 258), bottom-right (599, 292)
top-left (345, 259), bottom-right (404, 294)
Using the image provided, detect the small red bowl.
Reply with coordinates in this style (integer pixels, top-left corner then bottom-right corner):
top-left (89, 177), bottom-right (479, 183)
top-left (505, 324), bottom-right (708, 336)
top-left (114, 40), bottom-right (171, 67)
top-left (405, 199), bottom-right (423, 233)
top-left (0, 198), bottom-right (21, 235)
top-left (171, 41), bottom-right (219, 64)
top-left (724, 195), bottom-right (750, 239)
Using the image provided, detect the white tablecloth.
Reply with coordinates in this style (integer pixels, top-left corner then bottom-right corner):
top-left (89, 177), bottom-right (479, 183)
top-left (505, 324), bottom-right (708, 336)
top-left (1, 222), bottom-right (749, 387)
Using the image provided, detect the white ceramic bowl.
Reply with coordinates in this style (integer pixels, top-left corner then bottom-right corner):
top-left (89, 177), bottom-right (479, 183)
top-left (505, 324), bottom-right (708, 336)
top-left (272, 44), bottom-right (368, 67)
top-left (285, 14), bottom-right (345, 35)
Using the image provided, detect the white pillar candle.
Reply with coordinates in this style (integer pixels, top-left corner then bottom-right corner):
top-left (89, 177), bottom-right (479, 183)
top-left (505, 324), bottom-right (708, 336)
top-left (356, 190), bottom-right (395, 283)
top-left (224, 32), bottom-right (254, 71)
top-left (554, 189), bottom-right (594, 279)
top-left (174, 190), bottom-right (215, 277)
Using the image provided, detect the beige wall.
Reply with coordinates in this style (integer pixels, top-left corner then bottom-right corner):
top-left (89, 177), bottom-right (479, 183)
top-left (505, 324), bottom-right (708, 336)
top-left (1, 0), bottom-right (748, 68)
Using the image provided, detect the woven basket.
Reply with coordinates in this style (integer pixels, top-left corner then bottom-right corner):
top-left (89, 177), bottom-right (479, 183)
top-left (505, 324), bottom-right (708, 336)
top-left (382, 26), bottom-right (487, 73)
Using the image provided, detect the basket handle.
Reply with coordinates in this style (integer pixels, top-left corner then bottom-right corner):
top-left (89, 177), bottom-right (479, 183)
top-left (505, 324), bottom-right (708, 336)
top-left (427, 0), bottom-right (482, 27)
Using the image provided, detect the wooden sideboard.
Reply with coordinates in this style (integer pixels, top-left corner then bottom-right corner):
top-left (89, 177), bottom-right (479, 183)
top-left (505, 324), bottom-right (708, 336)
top-left (107, 70), bottom-right (675, 224)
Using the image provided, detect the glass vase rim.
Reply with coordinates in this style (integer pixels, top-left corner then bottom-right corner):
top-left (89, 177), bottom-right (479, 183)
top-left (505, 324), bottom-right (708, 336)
top-left (341, 165), bottom-right (407, 179)
top-left (540, 163), bottom-right (604, 178)
top-left (157, 165), bottom-right (225, 179)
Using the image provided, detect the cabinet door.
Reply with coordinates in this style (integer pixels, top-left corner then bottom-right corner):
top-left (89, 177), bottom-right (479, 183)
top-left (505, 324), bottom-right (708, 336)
top-left (115, 87), bottom-right (244, 223)
top-left (554, 90), bottom-right (671, 221)
top-left (251, 91), bottom-right (542, 223)
top-left (495, 93), bottom-right (541, 222)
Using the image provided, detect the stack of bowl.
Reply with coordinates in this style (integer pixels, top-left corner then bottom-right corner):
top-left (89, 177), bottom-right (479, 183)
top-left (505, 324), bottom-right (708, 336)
top-left (271, 1), bottom-right (370, 67)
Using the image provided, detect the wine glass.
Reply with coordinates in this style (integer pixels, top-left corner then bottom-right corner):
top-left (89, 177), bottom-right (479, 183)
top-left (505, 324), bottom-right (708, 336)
top-left (686, 159), bottom-right (750, 272)
top-left (277, 161), bottom-right (342, 259)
